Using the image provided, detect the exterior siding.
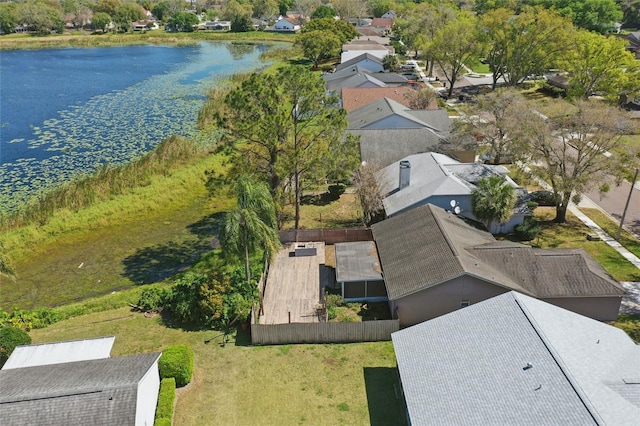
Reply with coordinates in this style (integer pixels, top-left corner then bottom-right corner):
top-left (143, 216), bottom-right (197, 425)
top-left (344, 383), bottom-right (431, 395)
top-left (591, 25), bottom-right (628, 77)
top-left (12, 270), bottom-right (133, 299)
top-left (541, 296), bottom-right (623, 322)
top-left (135, 360), bottom-right (161, 426)
top-left (393, 276), bottom-right (509, 327)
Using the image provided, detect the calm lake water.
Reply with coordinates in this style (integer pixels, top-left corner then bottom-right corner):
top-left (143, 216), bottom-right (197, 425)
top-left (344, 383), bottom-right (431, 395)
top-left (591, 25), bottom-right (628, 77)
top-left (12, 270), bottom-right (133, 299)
top-left (0, 42), bottom-right (276, 212)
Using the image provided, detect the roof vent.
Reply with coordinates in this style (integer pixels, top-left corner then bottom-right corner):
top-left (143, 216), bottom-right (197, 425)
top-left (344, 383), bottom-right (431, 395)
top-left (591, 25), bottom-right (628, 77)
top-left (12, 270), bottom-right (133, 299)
top-left (523, 363), bottom-right (533, 371)
top-left (399, 160), bottom-right (411, 190)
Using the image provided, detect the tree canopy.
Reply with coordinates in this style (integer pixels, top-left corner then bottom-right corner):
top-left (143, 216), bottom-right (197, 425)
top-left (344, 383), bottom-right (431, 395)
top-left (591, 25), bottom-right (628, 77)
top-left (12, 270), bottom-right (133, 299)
top-left (471, 175), bottom-right (517, 233)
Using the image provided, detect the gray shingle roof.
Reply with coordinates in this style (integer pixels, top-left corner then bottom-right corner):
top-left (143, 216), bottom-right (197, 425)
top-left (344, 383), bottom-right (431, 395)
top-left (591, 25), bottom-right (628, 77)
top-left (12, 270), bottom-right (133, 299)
top-left (325, 72), bottom-right (387, 92)
top-left (392, 291), bottom-right (640, 426)
top-left (372, 203), bottom-right (624, 300)
top-left (334, 53), bottom-right (383, 72)
top-left (0, 352), bottom-right (161, 426)
top-left (349, 128), bottom-right (448, 168)
top-left (335, 241), bottom-right (383, 282)
top-left (347, 97), bottom-right (447, 130)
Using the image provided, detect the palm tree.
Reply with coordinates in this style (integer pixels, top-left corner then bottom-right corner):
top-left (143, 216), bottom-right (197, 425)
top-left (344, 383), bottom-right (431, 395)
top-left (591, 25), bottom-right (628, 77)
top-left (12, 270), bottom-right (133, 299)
top-left (471, 175), bottom-right (517, 234)
top-left (220, 175), bottom-right (280, 285)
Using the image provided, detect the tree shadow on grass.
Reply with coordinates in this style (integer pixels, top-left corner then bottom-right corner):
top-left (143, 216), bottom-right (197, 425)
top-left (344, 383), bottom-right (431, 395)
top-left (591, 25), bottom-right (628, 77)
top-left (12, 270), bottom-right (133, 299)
top-left (301, 192), bottom-right (336, 206)
top-left (363, 367), bottom-right (408, 426)
top-left (122, 213), bottom-right (224, 285)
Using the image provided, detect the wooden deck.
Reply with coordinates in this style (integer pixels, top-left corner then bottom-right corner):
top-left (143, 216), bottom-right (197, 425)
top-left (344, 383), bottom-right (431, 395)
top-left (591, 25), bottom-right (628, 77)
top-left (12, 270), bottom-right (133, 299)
top-left (260, 242), bottom-right (326, 325)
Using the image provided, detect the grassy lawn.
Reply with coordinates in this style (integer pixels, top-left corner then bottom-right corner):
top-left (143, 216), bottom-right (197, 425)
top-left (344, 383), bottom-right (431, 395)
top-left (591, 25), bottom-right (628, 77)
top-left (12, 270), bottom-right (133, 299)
top-left (29, 308), bottom-right (406, 426)
top-left (505, 207), bottom-right (640, 282)
top-left (281, 191), bottom-right (364, 230)
top-left (578, 207), bottom-right (640, 258)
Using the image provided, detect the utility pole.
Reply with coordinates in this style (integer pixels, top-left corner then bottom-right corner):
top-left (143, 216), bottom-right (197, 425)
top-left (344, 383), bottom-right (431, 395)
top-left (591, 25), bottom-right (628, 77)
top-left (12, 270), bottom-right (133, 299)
top-left (616, 168), bottom-right (639, 241)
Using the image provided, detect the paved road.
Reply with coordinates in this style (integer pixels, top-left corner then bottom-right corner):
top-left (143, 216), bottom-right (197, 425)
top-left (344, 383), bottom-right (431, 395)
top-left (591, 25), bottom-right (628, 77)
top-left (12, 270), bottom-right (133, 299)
top-left (584, 178), bottom-right (640, 239)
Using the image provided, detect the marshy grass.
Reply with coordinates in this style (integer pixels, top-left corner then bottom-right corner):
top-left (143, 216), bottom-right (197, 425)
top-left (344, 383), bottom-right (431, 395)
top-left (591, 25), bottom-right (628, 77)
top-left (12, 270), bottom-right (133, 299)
top-left (0, 135), bottom-right (200, 231)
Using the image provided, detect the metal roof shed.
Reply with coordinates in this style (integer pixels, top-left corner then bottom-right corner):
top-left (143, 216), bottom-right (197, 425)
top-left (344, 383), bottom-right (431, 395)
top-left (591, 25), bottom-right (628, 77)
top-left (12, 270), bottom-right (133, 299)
top-left (334, 241), bottom-right (387, 301)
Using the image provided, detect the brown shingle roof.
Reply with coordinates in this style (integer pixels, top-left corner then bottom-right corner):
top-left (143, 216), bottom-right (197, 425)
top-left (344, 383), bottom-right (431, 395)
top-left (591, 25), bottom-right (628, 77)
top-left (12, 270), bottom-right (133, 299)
top-left (372, 204), bottom-right (625, 300)
top-left (342, 87), bottom-right (414, 112)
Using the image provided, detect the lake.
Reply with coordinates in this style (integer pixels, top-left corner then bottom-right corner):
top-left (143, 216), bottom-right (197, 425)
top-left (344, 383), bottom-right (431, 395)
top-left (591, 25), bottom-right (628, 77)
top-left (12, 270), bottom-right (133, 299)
top-left (0, 42), bottom-right (277, 212)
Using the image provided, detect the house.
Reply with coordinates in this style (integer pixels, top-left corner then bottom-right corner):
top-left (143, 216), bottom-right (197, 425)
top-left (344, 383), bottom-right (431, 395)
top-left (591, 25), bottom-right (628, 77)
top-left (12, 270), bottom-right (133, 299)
top-left (371, 203), bottom-right (625, 326)
top-left (334, 241), bottom-right (386, 302)
top-left (324, 66), bottom-right (409, 92)
top-left (349, 128), bottom-right (452, 168)
top-left (341, 86), bottom-right (421, 112)
top-left (273, 16), bottom-right (301, 31)
top-left (335, 53), bottom-right (385, 73)
top-left (376, 152), bottom-right (528, 232)
top-left (131, 20), bottom-right (158, 31)
top-left (204, 19), bottom-right (231, 31)
top-left (370, 18), bottom-right (394, 36)
top-left (341, 40), bottom-right (394, 62)
top-left (0, 338), bottom-right (161, 426)
top-left (625, 30), bottom-right (640, 59)
top-left (381, 11), bottom-right (396, 19)
top-left (392, 291), bottom-right (640, 425)
top-left (347, 97), bottom-right (451, 131)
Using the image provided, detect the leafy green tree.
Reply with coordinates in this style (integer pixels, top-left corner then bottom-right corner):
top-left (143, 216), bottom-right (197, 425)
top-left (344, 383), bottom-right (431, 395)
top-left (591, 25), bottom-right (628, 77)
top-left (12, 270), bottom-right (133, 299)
top-left (471, 175), bottom-right (517, 233)
top-left (528, 0), bottom-right (623, 32)
top-left (382, 53), bottom-right (401, 71)
top-left (0, 326), bottom-right (31, 368)
top-left (517, 98), bottom-right (632, 223)
top-left (311, 4), bottom-right (336, 19)
top-left (17, 0), bottom-right (64, 34)
top-left (152, 2), bottom-right (169, 21)
top-left (91, 11), bottom-right (111, 32)
top-left (222, 0), bottom-right (253, 21)
top-left (94, 0), bottom-right (119, 17)
top-left (301, 17), bottom-right (358, 44)
top-left (251, 0), bottom-right (279, 19)
top-left (490, 6), bottom-right (574, 86)
top-left (169, 11), bottom-right (198, 32)
top-left (473, 0), bottom-right (518, 14)
top-left (563, 30), bottom-right (638, 100)
top-left (368, 0), bottom-right (394, 17)
top-left (231, 15), bottom-right (252, 32)
top-left (619, 0), bottom-right (640, 26)
top-left (296, 30), bottom-right (341, 69)
top-left (427, 12), bottom-right (482, 98)
top-left (113, 2), bottom-right (145, 31)
top-left (278, 0), bottom-right (295, 16)
top-left (0, 3), bottom-right (18, 34)
top-left (218, 66), bottom-right (358, 228)
top-left (220, 175), bottom-right (279, 285)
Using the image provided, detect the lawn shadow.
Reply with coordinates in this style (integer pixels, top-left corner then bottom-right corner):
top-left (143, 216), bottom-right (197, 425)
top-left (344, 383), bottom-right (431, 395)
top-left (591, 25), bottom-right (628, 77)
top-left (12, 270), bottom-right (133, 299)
top-left (122, 213), bottom-right (223, 285)
top-left (234, 326), bottom-right (252, 346)
top-left (363, 367), bottom-right (407, 426)
top-left (301, 192), bottom-right (336, 206)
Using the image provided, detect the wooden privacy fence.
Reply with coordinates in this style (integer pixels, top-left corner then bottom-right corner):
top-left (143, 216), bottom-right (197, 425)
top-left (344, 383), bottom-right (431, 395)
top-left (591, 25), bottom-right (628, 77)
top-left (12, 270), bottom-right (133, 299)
top-left (250, 320), bottom-right (400, 345)
top-left (279, 228), bottom-right (373, 244)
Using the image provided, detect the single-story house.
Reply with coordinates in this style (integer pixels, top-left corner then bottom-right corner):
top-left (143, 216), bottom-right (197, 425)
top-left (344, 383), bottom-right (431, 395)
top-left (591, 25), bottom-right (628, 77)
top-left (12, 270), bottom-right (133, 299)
top-left (334, 53), bottom-right (384, 73)
top-left (341, 40), bottom-right (393, 62)
top-left (381, 11), bottom-right (396, 19)
top-left (0, 338), bottom-right (161, 426)
top-left (273, 16), bottom-right (301, 31)
top-left (334, 241), bottom-right (386, 302)
top-left (376, 152), bottom-right (528, 233)
top-left (370, 18), bottom-right (394, 35)
top-left (372, 203), bottom-right (625, 326)
top-left (392, 291), bottom-right (640, 425)
top-left (204, 19), bottom-right (231, 31)
top-left (324, 66), bottom-right (408, 92)
top-left (347, 97), bottom-right (451, 132)
top-left (341, 86), bottom-right (426, 112)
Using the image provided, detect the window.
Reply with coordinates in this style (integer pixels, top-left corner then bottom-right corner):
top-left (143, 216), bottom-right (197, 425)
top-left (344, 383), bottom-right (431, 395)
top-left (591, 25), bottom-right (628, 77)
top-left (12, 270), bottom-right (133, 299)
top-left (460, 300), bottom-right (470, 308)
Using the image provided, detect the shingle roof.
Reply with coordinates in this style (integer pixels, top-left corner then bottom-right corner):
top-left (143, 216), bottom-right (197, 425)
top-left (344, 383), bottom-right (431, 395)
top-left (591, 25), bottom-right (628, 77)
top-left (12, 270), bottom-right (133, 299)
top-left (372, 203), bottom-right (625, 300)
top-left (349, 128), bottom-right (448, 168)
top-left (325, 68), bottom-right (408, 91)
top-left (335, 53), bottom-right (383, 72)
top-left (392, 291), bottom-right (640, 425)
top-left (335, 241), bottom-right (383, 282)
top-left (0, 352), bottom-right (161, 426)
top-left (325, 73), bottom-right (387, 92)
top-left (347, 97), bottom-right (447, 130)
top-left (341, 87), bottom-right (416, 112)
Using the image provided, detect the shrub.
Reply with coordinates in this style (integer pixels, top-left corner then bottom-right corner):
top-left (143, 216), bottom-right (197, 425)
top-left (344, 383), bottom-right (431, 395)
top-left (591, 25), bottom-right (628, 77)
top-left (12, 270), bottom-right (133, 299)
top-left (0, 326), bottom-right (31, 367)
top-left (327, 305), bottom-right (337, 320)
top-left (138, 285), bottom-right (170, 311)
top-left (327, 183), bottom-right (346, 200)
top-left (325, 293), bottom-right (344, 309)
top-left (514, 217), bottom-right (540, 241)
top-left (159, 345), bottom-right (194, 387)
top-left (155, 377), bottom-right (176, 422)
top-left (529, 190), bottom-right (560, 207)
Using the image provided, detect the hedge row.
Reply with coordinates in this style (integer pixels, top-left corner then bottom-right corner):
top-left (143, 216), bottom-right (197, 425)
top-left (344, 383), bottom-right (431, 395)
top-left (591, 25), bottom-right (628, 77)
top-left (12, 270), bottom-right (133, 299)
top-left (158, 345), bottom-right (194, 387)
top-left (154, 377), bottom-right (176, 425)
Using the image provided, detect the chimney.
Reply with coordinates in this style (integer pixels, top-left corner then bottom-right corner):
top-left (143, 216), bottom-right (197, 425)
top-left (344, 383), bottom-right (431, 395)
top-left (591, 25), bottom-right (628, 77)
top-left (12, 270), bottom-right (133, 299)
top-left (399, 160), bottom-right (411, 190)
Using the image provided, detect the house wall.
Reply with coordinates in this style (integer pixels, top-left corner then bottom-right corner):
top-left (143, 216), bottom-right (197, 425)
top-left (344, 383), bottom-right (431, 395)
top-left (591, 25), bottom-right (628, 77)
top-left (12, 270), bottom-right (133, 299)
top-left (392, 276), bottom-right (509, 327)
top-left (135, 360), bottom-right (161, 426)
top-left (541, 296), bottom-right (622, 322)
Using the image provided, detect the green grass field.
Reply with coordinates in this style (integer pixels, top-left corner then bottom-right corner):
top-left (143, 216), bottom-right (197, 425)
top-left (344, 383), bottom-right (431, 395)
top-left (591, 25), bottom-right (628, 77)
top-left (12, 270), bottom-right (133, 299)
top-left (28, 308), bottom-right (406, 425)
